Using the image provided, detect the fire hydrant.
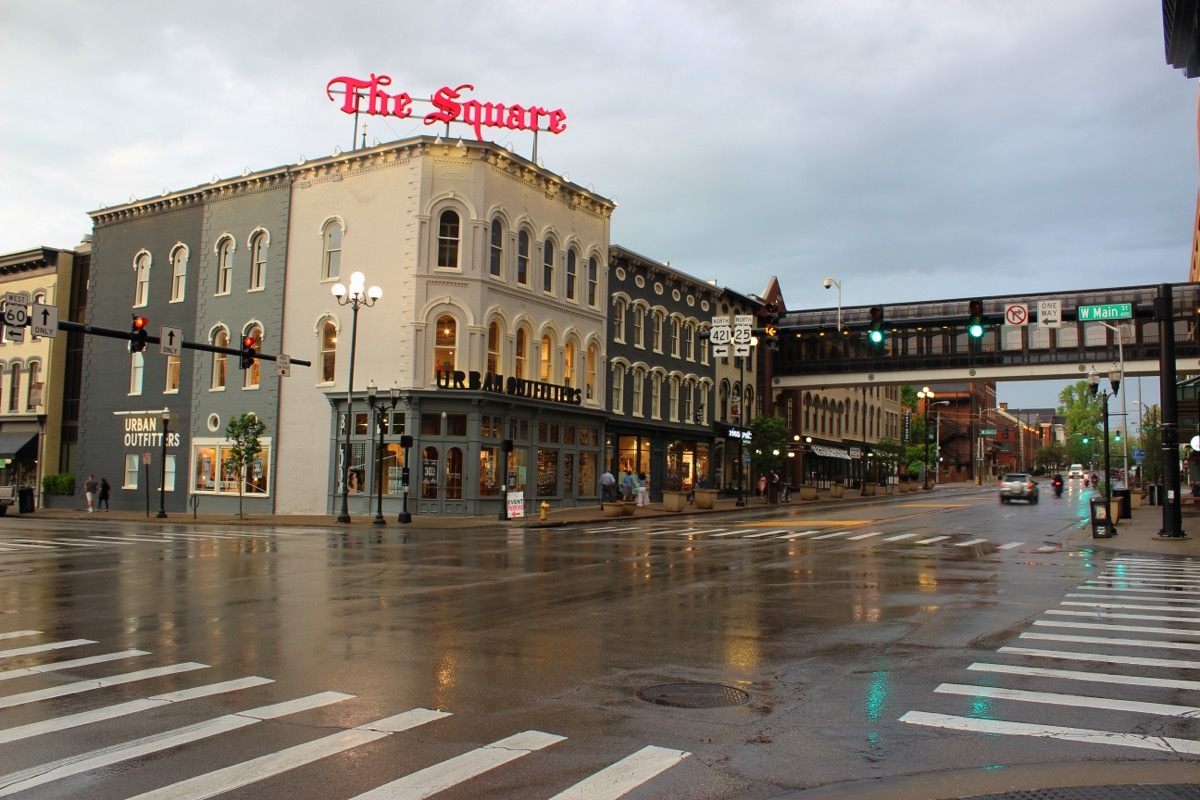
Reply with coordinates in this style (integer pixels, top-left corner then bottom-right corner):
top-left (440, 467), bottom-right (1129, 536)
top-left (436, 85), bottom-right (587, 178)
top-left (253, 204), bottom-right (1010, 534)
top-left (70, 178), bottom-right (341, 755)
top-left (539, 501), bottom-right (550, 521)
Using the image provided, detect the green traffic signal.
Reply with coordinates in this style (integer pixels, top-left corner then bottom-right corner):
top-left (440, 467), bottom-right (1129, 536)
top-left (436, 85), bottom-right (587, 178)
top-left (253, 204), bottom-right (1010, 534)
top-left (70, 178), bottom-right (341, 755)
top-left (967, 299), bottom-right (985, 339)
top-left (1082, 436), bottom-right (1090, 444)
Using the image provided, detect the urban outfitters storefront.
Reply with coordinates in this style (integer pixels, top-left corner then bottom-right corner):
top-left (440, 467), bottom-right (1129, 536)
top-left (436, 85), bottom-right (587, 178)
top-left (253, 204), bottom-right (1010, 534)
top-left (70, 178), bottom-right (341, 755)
top-left (329, 373), bottom-right (606, 519)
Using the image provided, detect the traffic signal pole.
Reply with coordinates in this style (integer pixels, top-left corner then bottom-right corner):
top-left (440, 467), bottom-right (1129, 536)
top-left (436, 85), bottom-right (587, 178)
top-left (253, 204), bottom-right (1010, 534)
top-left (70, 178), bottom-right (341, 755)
top-left (55, 319), bottom-right (311, 367)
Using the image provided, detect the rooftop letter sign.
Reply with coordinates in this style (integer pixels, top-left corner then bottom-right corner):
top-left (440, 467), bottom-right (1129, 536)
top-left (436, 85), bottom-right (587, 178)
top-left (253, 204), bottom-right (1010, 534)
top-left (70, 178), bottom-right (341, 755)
top-left (326, 74), bottom-right (567, 141)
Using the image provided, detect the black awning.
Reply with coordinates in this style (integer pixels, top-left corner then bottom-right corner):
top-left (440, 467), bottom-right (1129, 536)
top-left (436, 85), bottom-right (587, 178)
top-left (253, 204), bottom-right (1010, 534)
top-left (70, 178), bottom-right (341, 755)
top-left (0, 432), bottom-right (37, 460)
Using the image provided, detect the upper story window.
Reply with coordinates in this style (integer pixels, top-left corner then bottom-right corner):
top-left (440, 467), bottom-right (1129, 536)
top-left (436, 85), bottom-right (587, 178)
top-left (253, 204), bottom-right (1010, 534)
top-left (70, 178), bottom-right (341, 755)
top-left (129, 352), bottom-right (144, 395)
top-left (7, 364), bottom-right (18, 413)
top-left (319, 319), bottom-right (336, 384)
top-left (249, 231), bottom-right (267, 291)
top-left (25, 361), bottom-right (39, 411)
top-left (515, 327), bottom-right (529, 379)
top-left (211, 327), bottom-right (229, 390)
top-left (243, 324), bottom-right (262, 389)
top-left (169, 245), bottom-right (187, 302)
top-left (670, 318), bottom-right (681, 357)
top-left (685, 322), bottom-right (695, 361)
top-left (631, 367), bottom-right (644, 418)
top-left (653, 312), bottom-right (664, 352)
top-left (322, 220), bottom-right (342, 280)
top-left (611, 365), bottom-right (624, 414)
top-left (586, 343), bottom-right (597, 401)
top-left (650, 373), bottom-right (662, 420)
top-left (633, 307), bottom-right (645, 348)
top-left (700, 328), bottom-right (710, 365)
top-left (542, 239), bottom-right (555, 293)
top-left (613, 299), bottom-right (626, 343)
top-left (437, 211), bottom-right (460, 269)
top-left (564, 340), bottom-right (577, 388)
top-left (517, 231), bottom-right (530, 286)
top-left (164, 354), bottom-right (181, 393)
top-left (434, 314), bottom-right (457, 376)
top-left (489, 219), bottom-right (504, 277)
top-left (134, 253), bottom-right (151, 307)
top-left (565, 249), bottom-right (577, 301)
top-left (487, 321), bottom-right (501, 374)
top-left (216, 238), bottom-right (233, 295)
top-left (540, 333), bottom-right (554, 382)
top-left (587, 256), bottom-right (598, 307)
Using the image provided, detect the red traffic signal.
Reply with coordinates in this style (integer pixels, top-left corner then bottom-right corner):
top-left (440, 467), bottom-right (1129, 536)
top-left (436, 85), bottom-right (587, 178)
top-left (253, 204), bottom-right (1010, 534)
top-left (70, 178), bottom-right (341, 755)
top-left (130, 316), bottom-right (149, 353)
top-left (240, 336), bottom-right (258, 369)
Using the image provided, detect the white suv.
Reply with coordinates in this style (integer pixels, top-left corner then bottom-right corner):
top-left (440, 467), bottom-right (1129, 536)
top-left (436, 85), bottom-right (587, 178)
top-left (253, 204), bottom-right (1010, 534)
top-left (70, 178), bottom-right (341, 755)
top-left (1068, 464), bottom-right (1084, 479)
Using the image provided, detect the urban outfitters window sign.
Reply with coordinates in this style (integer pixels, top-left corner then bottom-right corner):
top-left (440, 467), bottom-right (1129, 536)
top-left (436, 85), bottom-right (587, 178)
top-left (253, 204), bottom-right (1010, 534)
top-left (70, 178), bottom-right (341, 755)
top-left (326, 75), bottom-right (567, 141)
top-left (436, 369), bottom-right (582, 406)
top-left (122, 415), bottom-right (180, 449)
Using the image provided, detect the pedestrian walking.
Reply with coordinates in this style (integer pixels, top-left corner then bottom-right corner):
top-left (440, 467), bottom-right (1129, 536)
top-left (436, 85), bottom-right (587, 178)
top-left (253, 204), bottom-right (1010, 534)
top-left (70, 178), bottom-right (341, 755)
top-left (98, 478), bottom-right (110, 511)
top-left (636, 472), bottom-right (649, 507)
top-left (600, 469), bottom-right (615, 504)
top-left (758, 473), bottom-right (767, 499)
top-left (83, 474), bottom-right (99, 513)
top-left (620, 471), bottom-right (635, 502)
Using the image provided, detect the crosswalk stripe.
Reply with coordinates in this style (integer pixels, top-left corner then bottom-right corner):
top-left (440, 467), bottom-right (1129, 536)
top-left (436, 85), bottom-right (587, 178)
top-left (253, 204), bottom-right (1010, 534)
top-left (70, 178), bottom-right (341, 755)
top-left (51, 537), bottom-right (120, 547)
top-left (1032, 619), bottom-right (1200, 638)
top-left (779, 530), bottom-right (821, 539)
top-left (1086, 577), bottom-right (1200, 587)
top-left (0, 638), bottom-right (95, 660)
top-left (1074, 587), bottom-right (1200, 598)
top-left (0, 691), bottom-right (352, 797)
top-left (934, 682), bottom-right (1200, 717)
top-left (1113, 559), bottom-right (1200, 570)
top-left (899, 710), bottom-right (1200, 754)
top-left (673, 528), bottom-right (728, 536)
top-left (968, 661), bottom-right (1200, 691)
top-left (846, 531), bottom-right (885, 541)
top-left (880, 533), bottom-right (918, 542)
top-left (745, 530), bottom-right (788, 538)
top-left (547, 744), bottom-right (691, 800)
top-left (91, 534), bottom-right (184, 543)
top-left (348, 729), bottom-right (566, 800)
top-left (0, 630), bottom-right (39, 641)
top-left (5, 540), bottom-right (61, 549)
top-left (1062, 601), bottom-right (1200, 614)
top-left (811, 530), bottom-right (851, 540)
top-left (915, 535), bottom-right (950, 544)
top-left (1035, 545), bottom-right (1059, 552)
top-left (954, 538), bottom-right (989, 547)
top-left (0, 661), bottom-right (208, 709)
top-left (1020, 631), bottom-right (1200, 652)
top-left (1046, 609), bottom-right (1200, 624)
top-left (125, 708), bottom-right (450, 800)
top-left (709, 529), bottom-right (757, 537)
top-left (998, 645), bottom-right (1200, 670)
top-left (996, 542), bottom-right (1025, 550)
top-left (0, 676), bottom-right (274, 744)
top-left (0, 649), bottom-right (149, 681)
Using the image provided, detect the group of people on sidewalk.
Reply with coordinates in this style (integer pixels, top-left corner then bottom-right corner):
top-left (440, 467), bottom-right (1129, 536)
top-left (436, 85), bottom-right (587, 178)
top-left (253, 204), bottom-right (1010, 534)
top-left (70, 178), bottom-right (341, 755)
top-left (600, 469), bottom-right (650, 506)
top-left (82, 474), bottom-right (111, 513)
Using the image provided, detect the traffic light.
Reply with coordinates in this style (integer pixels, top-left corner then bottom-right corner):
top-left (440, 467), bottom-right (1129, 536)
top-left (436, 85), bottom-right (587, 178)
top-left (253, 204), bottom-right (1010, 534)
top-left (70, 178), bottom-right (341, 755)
top-left (868, 306), bottom-right (885, 345)
top-left (967, 299), bottom-right (985, 339)
top-left (240, 335), bottom-right (258, 369)
top-left (1114, 431), bottom-right (1121, 442)
top-left (763, 302), bottom-right (780, 351)
top-left (130, 316), bottom-right (149, 353)
top-left (1082, 435), bottom-right (1090, 444)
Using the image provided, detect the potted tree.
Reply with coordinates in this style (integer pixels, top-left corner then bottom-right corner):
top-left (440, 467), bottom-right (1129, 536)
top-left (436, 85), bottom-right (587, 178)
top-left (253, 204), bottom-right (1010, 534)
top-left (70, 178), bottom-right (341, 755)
top-left (861, 463), bottom-right (878, 496)
top-left (661, 465), bottom-right (688, 512)
top-left (693, 473), bottom-right (719, 509)
top-left (829, 481), bottom-right (846, 499)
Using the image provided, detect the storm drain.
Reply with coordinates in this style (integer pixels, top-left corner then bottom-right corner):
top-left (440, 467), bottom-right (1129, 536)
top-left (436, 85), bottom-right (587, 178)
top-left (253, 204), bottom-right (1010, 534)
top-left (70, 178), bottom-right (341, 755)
top-left (637, 682), bottom-right (749, 708)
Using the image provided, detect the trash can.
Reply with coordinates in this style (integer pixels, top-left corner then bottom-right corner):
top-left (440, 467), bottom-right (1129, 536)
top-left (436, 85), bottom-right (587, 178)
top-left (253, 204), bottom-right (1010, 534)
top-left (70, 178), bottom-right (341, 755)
top-left (1090, 496), bottom-right (1115, 538)
top-left (1148, 484), bottom-right (1160, 506)
top-left (1112, 488), bottom-right (1131, 520)
top-left (17, 487), bottom-right (34, 514)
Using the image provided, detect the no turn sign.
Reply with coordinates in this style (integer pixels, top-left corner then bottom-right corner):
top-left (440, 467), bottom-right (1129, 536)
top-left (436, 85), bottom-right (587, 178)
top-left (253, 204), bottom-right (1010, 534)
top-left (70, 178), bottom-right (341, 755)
top-left (1004, 304), bottom-right (1029, 326)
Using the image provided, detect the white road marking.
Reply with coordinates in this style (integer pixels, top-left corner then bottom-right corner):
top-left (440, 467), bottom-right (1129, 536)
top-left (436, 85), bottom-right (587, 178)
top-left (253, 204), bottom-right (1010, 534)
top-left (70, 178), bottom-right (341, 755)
top-left (1032, 619), bottom-right (1200, 638)
top-left (0, 650), bottom-right (149, 681)
top-left (1046, 609), bottom-right (1200, 624)
top-left (0, 630), bottom-right (38, 641)
top-left (999, 645), bottom-right (1200, 670)
top-left (996, 542), bottom-right (1025, 550)
top-left (0, 638), bottom-right (94, 660)
top-left (915, 536), bottom-right (951, 545)
top-left (880, 533), bottom-right (918, 542)
top-left (0, 662), bottom-right (208, 709)
top-left (5, 540), bottom-right (62, 549)
top-left (811, 530), bottom-right (852, 540)
top-left (968, 662), bottom-right (1200, 691)
top-left (0, 692), bottom-right (352, 797)
top-left (1020, 631), bottom-right (1200, 652)
top-left (1073, 587), bottom-right (1200, 598)
top-left (1062, 601), bottom-right (1200, 614)
top-left (934, 682), bottom-right (1200, 717)
top-left (348, 729), bottom-right (566, 800)
top-left (847, 531), bottom-right (885, 541)
top-left (547, 745), bottom-right (691, 800)
top-left (779, 530), bottom-right (821, 539)
top-left (0, 676), bottom-right (274, 744)
top-left (1035, 545), bottom-right (1059, 552)
top-left (125, 708), bottom-right (450, 800)
top-left (899, 710), bottom-right (1200, 754)
top-left (954, 538), bottom-right (989, 547)
top-left (708, 529), bottom-right (757, 537)
top-left (90, 534), bottom-right (174, 543)
top-left (1086, 577), bottom-right (1200, 587)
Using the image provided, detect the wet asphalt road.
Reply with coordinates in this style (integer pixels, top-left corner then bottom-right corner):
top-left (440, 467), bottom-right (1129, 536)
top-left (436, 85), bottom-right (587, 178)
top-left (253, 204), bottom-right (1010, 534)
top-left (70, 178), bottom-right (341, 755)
top-left (1, 482), bottom-right (1197, 799)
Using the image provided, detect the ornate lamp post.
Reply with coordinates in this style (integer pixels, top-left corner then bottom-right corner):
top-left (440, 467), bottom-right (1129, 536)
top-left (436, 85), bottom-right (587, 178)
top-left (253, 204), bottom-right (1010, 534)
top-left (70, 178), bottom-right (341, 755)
top-left (917, 387), bottom-right (935, 489)
top-left (367, 381), bottom-right (400, 526)
top-left (332, 271), bottom-right (382, 524)
top-left (156, 407), bottom-right (170, 519)
top-left (1088, 364), bottom-right (1123, 506)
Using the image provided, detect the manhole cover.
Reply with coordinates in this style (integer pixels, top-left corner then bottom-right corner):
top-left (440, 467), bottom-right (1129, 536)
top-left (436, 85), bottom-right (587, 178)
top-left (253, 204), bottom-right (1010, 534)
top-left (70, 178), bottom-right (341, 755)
top-left (637, 682), bottom-right (750, 708)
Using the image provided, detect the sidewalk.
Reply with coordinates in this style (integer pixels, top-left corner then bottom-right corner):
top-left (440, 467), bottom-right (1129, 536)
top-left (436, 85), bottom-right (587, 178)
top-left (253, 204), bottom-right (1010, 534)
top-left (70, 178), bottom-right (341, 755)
top-left (1064, 496), bottom-right (1199, 557)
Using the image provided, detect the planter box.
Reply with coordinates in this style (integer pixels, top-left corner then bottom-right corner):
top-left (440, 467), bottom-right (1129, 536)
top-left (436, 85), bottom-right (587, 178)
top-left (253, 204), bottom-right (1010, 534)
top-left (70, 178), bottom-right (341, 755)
top-left (620, 501), bottom-right (638, 516)
top-left (602, 502), bottom-right (627, 518)
top-left (1130, 491), bottom-right (1142, 510)
top-left (861, 484), bottom-right (877, 497)
top-left (830, 484), bottom-right (845, 499)
top-left (661, 490), bottom-right (688, 512)
top-left (799, 485), bottom-right (818, 501)
top-left (694, 489), bottom-right (718, 509)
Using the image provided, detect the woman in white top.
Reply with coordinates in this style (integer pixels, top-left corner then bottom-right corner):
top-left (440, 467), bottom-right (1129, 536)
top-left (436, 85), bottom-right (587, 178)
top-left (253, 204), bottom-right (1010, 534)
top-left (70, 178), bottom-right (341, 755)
top-left (637, 472), bottom-right (650, 507)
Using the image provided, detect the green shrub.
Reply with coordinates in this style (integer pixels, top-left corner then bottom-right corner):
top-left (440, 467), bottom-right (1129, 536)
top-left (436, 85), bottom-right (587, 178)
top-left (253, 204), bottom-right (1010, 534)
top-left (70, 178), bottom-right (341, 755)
top-left (42, 473), bottom-right (76, 496)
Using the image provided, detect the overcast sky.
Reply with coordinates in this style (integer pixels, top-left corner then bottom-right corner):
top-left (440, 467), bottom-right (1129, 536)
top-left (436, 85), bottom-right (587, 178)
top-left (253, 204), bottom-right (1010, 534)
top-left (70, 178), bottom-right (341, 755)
top-left (2, 1), bottom-right (1194, 409)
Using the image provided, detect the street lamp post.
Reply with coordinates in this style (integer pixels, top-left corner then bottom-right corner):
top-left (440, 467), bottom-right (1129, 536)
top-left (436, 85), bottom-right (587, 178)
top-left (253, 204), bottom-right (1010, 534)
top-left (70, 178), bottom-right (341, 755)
top-left (917, 387), bottom-right (935, 489)
top-left (156, 407), bottom-right (170, 519)
top-left (930, 400), bottom-right (950, 483)
top-left (732, 389), bottom-right (745, 507)
top-left (1088, 364), bottom-right (1123, 507)
top-left (823, 276), bottom-right (842, 331)
top-left (1098, 322), bottom-right (1130, 488)
top-left (332, 271), bottom-right (382, 524)
top-left (367, 382), bottom-right (400, 526)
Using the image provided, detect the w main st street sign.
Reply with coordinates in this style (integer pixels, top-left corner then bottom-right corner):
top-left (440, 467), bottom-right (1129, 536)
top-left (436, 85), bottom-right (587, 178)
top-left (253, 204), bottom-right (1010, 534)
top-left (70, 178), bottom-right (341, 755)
top-left (1077, 303), bottom-right (1133, 321)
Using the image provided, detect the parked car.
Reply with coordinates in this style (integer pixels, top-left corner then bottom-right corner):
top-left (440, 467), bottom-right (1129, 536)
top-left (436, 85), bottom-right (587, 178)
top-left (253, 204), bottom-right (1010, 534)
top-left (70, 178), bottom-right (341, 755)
top-left (999, 473), bottom-right (1039, 504)
top-left (1068, 464), bottom-right (1085, 479)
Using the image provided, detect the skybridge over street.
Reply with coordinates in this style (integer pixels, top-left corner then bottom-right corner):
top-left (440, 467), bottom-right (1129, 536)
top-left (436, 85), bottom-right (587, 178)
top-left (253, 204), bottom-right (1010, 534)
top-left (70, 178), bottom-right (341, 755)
top-left (770, 282), bottom-right (1200, 390)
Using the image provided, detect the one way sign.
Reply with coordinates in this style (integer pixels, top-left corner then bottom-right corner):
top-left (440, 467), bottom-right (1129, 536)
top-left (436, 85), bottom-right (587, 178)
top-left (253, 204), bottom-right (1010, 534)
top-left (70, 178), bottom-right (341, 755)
top-left (159, 326), bottom-right (182, 357)
top-left (30, 304), bottom-right (58, 338)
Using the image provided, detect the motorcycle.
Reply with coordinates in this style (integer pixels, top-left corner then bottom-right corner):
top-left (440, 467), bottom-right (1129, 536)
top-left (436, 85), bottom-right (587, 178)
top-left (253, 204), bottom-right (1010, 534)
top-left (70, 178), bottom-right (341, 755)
top-left (1052, 478), bottom-right (1064, 498)
top-left (1082, 476), bottom-right (1090, 488)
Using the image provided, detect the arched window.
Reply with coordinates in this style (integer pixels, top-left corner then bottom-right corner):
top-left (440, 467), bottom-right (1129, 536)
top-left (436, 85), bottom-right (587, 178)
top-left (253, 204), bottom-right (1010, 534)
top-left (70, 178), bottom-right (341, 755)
top-left (517, 231), bottom-right (530, 285)
top-left (249, 231), bottom-right (267, 290)
top-left (321, 220), bottom-right (342, 280)
top-left (633, 306), bottom-right (645, 348)
top-left (7, 364), bottom-right (19, 412)
top-left (170, 245), bottom-right (187, 302)
top-left (211, 327), bottom-right (229, 389)
top-left (670, 318), bottom-right (681, 357)
top-left (540, 333), bottom-right (553, 382)
top-left (489, 219), bottom-right (504, 277)
top-left (243, 324), bottom-right (262, 389)
top-left (542, 239), bottom-right (555, 293)
top-left (586, 343), bottom-right (598, 401)
top-left (319, 320), bottom-right (336, 384)
top-left (631, 367), bottom-right (644, 417)
top-left (434, 314), bottom-right (457, 376)
top-left (651, 373), bottom-right (662, 420)
top-left (653, 312), bottom-right (664, 352)
top-left (564, 340), bottom-right (577, 388)
top-left (516, 328), bottom-right (529, 379)
top-left (487, 321), bottom-right (502, 374)
top-left (437, 210), bottom-right (460, 268)
top-left (613, 299), bottom-right (626, 343)
top-left (134, 253), bottom-right (151, 306)
top-left (565, 249), bottom-right (577, 301)
top-left (611, 365), bottom-right (624, 413)
top-left (587, 256), bottom-right (598, 307)
top-left (25, 362), bottom-right (39, 411)
top-left (216, 238), bottom-right (233, 294)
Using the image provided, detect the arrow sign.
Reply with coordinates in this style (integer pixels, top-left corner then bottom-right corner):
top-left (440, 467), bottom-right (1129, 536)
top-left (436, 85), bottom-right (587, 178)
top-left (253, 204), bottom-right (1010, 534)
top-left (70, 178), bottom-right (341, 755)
top-left (159, 326), bottom-right (182, 357)
top-left (30, 304), bottom-right (57, 338)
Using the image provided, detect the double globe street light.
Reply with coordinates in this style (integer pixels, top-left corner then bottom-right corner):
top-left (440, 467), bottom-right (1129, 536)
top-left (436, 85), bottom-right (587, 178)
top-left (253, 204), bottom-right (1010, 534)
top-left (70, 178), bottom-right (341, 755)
top-left (332, 272), bottom-right (382, 524)
top-left (367, 381), bottom-right (400, 526)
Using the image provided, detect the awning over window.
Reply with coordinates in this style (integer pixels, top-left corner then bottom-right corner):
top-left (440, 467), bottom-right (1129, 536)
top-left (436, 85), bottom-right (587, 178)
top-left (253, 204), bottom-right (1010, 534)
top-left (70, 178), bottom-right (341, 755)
top-left (810, 444), bottom-right (851, 460)
top-left (0, 432), bottom-right (37, 460)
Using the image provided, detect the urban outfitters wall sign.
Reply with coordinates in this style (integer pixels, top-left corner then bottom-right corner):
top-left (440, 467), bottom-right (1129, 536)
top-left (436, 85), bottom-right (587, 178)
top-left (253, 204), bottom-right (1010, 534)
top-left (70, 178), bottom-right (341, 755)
top-left (326, 74), bottom-right (568, 141)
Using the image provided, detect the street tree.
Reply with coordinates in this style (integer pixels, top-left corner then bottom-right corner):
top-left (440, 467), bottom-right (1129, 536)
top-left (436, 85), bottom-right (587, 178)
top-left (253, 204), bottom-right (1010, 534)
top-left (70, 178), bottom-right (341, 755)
top-left (1058, 380), bottom-right (1104, 464)
top-left (749, 415), bottom-right (792, 492)
top-left (223, 412), bottom-right (267, 519)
